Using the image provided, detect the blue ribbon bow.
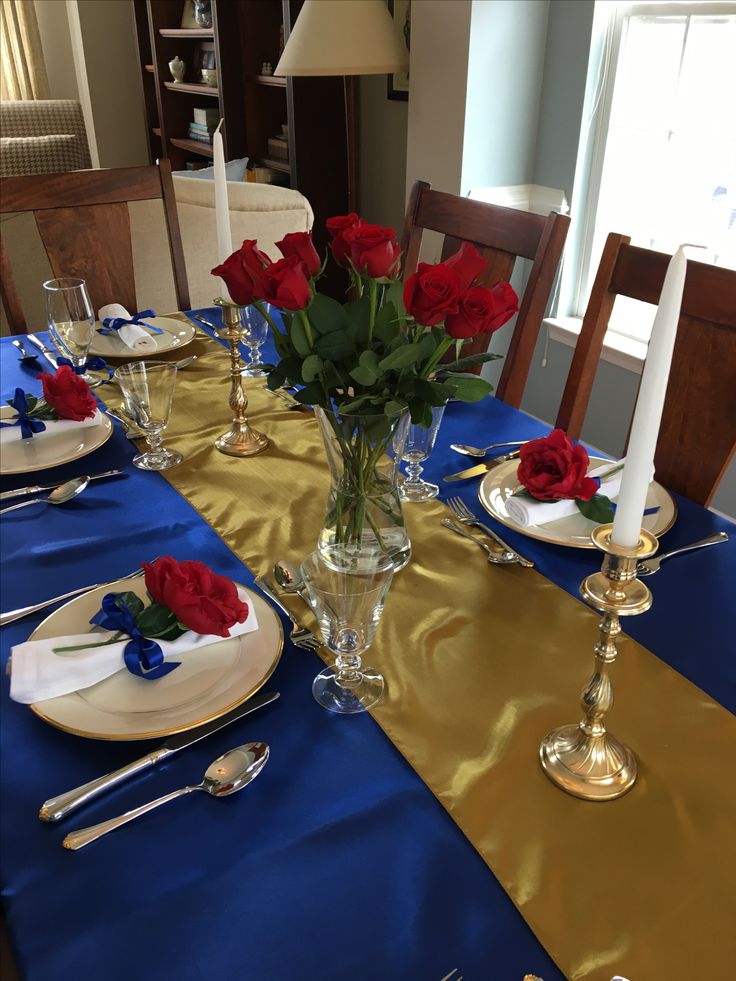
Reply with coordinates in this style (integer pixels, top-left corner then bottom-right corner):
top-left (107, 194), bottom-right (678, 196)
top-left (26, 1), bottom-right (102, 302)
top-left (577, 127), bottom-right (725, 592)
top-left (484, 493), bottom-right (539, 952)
top-left (98, 309), bottom-right (163, 335)
top-left (592, 475), bottom-right (660, 516)
top-left (57, 356), bottom-right (113, 381)
top-left (0, 388), bottom-right (46, 440)
top-left (90, 593), bottom-right (180, 680)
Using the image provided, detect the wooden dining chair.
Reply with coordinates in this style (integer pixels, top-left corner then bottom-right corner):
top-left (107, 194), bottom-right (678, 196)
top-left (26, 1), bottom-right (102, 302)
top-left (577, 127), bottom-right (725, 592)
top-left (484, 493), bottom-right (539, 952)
top-left (399, 179), bottom-right (570, 407)
top-left (555, 233), bottom-right (736, 506)
top-left (0, 159), bottom-right (190, 335)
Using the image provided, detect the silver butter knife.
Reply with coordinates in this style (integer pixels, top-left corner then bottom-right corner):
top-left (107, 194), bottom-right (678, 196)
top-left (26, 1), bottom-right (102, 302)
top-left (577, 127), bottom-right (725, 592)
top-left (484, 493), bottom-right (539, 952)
top-left (26, 334), bottom-right (59, 370)
top-left (39, 690), bottom-right (280, 822)
top-left (443, 450), bottom-right (520, 483)
top-left (0, 469), bottom-right (126, 501)
top-left (190, 313), bottom-right (218, 330)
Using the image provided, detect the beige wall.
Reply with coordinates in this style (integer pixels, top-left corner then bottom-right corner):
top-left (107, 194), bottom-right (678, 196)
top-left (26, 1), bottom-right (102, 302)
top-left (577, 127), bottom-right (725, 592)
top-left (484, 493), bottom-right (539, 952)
top-left (34, 0), bottom-right (79, 101)
top-left (358, 74), bottom-right (408, 233)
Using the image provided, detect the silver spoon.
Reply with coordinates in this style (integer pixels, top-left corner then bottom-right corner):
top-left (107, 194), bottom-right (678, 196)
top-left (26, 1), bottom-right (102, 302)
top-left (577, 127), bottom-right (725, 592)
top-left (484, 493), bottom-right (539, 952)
top-left (11, 338), bottom-right (41, 364)
top-left (174, 355), bottom-right (198, 370)
top-left (450, 440), bottom-right (525, 458)
top-left (441, 518), bottom-right (518, 564)
top-left (636, 532), bottom-right (728, 577)
top-left (63, 742), bottom-right (269, 851)
top-left (273, 560), bottom-right (311, 602)
top-left (0, 476), bottom-right (89, 516)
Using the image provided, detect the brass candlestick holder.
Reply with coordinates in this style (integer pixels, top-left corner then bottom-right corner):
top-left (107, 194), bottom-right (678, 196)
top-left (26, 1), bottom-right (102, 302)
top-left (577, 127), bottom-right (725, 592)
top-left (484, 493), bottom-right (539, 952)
top-left (213, 299), bottom-right (269, 457)
top-left (539, 522), bottom-right (658, 801)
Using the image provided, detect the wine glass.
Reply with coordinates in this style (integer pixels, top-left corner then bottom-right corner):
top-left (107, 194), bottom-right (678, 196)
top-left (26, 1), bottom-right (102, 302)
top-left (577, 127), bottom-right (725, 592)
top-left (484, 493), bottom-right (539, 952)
top-left (114, 361), bottom-right (183, 471)
top-left (300, 548), bottom-right (394, 715)
top-left (43, 278), bottom-right (101, 388)
top-left (398, 404), bottom-right (446, 502)
top-left (239, 304), bottom-right (271, 377)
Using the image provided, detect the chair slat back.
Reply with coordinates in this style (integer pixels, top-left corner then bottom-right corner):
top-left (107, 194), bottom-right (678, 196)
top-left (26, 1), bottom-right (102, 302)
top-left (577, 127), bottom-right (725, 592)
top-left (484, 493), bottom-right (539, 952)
top-left (556, 233), bottom-right (736, 506)
top-left (400, 181), bottom-right (569, 406)
top-left (0, 160), bottom-right (190, 335)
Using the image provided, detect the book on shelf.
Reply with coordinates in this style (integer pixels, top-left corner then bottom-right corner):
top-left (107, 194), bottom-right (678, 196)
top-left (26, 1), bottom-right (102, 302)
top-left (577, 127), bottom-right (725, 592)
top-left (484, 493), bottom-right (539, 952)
top-left (189, 121), bottom-right (215, 135)
top-left (193, 107), bottom-right (220, 127)
top-left (186, 128), bottom-right (213, 144)
top-left (266, 136), bottom-right (289, 160)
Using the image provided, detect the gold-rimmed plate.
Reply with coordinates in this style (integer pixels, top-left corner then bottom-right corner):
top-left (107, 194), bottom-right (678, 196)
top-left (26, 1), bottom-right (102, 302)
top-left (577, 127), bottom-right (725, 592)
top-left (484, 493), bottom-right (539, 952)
top-left (90, 316), bottom-right (196, 358)
top-left (28, 577), bottom-right (283, 740)
top-left (478, 455), bottom-right (676, 548)
top-left (0, 408), bottom-right (113, 476)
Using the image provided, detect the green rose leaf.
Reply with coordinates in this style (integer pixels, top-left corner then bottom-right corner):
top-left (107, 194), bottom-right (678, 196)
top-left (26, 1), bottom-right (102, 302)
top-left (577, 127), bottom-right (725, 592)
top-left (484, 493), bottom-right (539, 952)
top-left (309, 294), bottom-right (348, 335)
top-left (116, 591), bottom-right (144, 619)
top-left (414, 378), bottom-right (452, 407)
top-left (272, 328), bottom-right (291, 359)
top-left (372, 301), bottom-right (399, 344)
top-left (576, 494), bottom-right (615, 524)
top-left (440, 351), bottom-right (503, 372)
top-left (290, 318), bottom-right (311, 357)
top-left (384, 399), bottom-right (407, 416)
top-left (267, 370), bottom-right (285, 391)
top-left (136, 601), bottom-right (187, 641)
top-left (301, 353), bottom-right (323, 383)
top-left (385, 281), bottom-right (407, 320)
top-left (294, 381), bottom-right (325, 407)
top-left (447, 374), bottom-right (493, 402)
top-left (379, 342), bottom-right (423, 372)
top-left (314, 330), bottom-right (355, 361)
top-left (345, 296), bottom-right (371, 344)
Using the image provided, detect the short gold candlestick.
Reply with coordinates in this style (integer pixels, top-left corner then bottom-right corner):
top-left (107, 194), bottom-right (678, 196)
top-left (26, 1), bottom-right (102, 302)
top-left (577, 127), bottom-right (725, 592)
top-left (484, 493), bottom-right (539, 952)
top-left (540, 522), bottom-right (658, 801)
top-left (213, 299), bottom-right (269, 457)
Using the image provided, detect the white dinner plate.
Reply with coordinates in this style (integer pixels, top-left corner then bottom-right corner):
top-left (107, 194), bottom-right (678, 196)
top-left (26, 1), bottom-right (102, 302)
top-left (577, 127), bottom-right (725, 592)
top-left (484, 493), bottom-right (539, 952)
top-left (0, 408), bottom-right (113, 476)
top-left (478, 455), bottom-right (676, 548)
top-left (28, 577), bottom-right (283, 740)
top-left (89, 316), bottom-right (196, 358)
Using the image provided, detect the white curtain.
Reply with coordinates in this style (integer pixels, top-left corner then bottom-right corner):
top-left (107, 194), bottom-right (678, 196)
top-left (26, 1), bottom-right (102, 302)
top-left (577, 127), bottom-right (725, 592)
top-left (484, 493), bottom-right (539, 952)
top-left (1, 0), bottom-right (49, 101)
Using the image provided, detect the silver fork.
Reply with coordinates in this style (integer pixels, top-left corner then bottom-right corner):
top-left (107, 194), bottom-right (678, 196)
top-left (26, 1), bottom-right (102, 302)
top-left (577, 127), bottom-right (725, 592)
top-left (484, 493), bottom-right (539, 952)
top-left (254, 576), bottom-right (321, 651)
top-left (636, 531), bottom-right (728, 576)
top-left (446, 496), bottom-right (534, 568)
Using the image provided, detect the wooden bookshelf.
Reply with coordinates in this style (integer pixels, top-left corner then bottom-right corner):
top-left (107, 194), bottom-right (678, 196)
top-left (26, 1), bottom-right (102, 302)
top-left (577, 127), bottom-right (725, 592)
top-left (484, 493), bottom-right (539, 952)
top-left (163, 81), bottom-right (219, 97)
top-left (170, 137), bottom-right (214, 158)
top-left (159, 27), bottom-right (213, 38)
top-left (249, 74), bottom-right (287, 88)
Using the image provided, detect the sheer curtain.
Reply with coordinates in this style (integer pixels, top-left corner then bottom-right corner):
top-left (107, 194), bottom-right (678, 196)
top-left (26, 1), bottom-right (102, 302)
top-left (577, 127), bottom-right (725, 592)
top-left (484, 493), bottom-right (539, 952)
top-left (0, 0), bottom-right (49, 100)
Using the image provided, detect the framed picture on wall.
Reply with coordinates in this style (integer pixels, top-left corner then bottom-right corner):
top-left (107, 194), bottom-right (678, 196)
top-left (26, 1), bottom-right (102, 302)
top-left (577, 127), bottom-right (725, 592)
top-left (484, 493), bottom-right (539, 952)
top-left (193, 41), bottom-right (216, 73)
top-left (387, 0), bottom-right (410, 101)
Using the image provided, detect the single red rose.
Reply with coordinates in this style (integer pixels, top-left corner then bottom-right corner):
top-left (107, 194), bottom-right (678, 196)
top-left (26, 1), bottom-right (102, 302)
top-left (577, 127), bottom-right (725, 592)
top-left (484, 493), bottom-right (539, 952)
top-left (276, 231), bottom-right (321, 278)
top-left (326, 213), bottom-right (362, 267)
top-left (212, 239), bottom-right (271, 305)
top-left (142, 556), bottom-right (249, 638)
top-left (343, 222), bottom-right (401, 279)
top-left (444, 282), bottom-right (520, 339)
top-left (259, 254), bottom-right (312, 310)
top-left (517, 429), bottom-right (598, 502)
top-left (403, 262), bottom-right (462, 326)
top-left (37, 364), bottom-right (97, 421)
top-left (443, 242), bottom-right (487, 290)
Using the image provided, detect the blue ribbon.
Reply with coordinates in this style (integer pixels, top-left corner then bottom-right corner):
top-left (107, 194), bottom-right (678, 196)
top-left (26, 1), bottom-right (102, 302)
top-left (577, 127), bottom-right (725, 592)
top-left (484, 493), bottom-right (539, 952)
top-left (592, 475), bottom-right (659, 515)
top-left (57, 356), bottom-right (113, 381)
top-left (90, 593), bottom-right (180, 680)
top-left (0, 388), bottom-right (46, 440)
top-left (98, 309), bottom-right (163, 335)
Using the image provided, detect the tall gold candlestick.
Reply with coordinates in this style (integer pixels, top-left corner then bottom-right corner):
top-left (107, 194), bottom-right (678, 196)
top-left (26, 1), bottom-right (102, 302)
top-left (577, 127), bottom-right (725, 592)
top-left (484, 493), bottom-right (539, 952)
top-left (540, 523), bottom-right (658, 801)
top-left (214, 299), bottom-right (270, 457)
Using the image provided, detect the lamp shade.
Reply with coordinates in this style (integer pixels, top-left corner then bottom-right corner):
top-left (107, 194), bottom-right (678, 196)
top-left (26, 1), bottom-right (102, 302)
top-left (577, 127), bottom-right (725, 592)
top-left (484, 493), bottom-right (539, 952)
top-left (275, 0), bottom-right (409, 76)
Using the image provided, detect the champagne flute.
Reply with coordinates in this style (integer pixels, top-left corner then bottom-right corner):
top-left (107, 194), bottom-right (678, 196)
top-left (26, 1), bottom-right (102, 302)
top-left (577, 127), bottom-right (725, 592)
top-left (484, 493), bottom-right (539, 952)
top-left (114, 361), bottom-right (182, 471)
top-left (399, 404), bottom-right (446, 502)
top-left (239, 304), bottom-right (271, 377)
top-left (300, 548), bottom-right (394, 714)
top-left (43, 278), bottom-right (100, 388)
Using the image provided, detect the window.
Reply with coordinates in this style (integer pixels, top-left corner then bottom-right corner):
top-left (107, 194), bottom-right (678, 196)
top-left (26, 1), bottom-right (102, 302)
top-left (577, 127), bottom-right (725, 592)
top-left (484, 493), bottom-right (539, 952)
top-left (570, 2), bottom-right (736, 349)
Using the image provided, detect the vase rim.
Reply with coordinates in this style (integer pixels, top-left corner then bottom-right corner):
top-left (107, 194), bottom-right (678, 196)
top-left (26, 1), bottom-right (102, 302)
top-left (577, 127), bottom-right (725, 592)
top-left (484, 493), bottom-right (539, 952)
top-left (316, 404), bottom-right (409, 421)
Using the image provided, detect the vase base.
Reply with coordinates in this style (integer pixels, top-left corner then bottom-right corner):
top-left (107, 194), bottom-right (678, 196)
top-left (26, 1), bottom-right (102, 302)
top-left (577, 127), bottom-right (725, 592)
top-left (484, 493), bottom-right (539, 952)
top-left (312, 666), bottom-right (384, 714)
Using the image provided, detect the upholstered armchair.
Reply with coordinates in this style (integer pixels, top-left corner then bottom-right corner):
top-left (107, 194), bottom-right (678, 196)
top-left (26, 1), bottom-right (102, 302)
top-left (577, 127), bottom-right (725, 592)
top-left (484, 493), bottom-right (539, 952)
top-left (0, 100), bottom-right (91, 177)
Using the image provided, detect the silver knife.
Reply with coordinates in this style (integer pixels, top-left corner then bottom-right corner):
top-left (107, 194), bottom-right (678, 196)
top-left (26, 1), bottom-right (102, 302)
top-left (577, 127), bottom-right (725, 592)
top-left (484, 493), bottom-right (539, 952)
top-left (443, 450), bottom-right (520, 482)
top-left (26, 334), bottom-right (59, 370)
top-left (190, 313), bottom-right (218, 330)
top-left (0, 469), bottom-right (127, 501)
top-left (38, 689), bottom-right (280, 822)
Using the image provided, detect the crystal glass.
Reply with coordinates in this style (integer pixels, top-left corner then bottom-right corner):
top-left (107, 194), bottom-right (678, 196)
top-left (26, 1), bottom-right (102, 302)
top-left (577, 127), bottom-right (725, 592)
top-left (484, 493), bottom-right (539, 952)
top-left (239, 304), bottom-right (271, 377)
top-left (114, 361), bottom-right (182, 471)
top-left (301, 548), bottom-right (394, 715)
top-left (399, 403), bottom-right (446, 502)
top-left (43, 278), bottom-right (101, 388)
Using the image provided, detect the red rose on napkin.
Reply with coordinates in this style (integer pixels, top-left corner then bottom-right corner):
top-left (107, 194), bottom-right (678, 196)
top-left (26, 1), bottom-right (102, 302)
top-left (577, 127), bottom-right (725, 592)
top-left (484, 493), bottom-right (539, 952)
top-left (38, 364), bottom-right (97, 421)
top-left (443, 242), bottom-right (488, 290)
top-left (276, 231), bottom-right (321, 278)
top-left (259, 255), bottom-right (312, 311)
top-left (343, 222), bottom-right (401, 278)
top-left (212, 240), bottom-right (271, 305)
top-left (326, 213), bottom-right (362, 267)
top-left (142, 557), bottom-right (249, 638)
top-left (403, 262), bottom-right (462, 326)
top-left (517, 429), bottom-right (598, 502)
top-left (445, 282), bottom-right (519, 339)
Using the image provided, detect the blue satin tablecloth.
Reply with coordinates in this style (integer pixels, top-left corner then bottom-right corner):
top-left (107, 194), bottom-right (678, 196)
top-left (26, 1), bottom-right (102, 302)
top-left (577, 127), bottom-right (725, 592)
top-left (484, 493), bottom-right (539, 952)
top-left (1, 317), bottom-right (733, 981)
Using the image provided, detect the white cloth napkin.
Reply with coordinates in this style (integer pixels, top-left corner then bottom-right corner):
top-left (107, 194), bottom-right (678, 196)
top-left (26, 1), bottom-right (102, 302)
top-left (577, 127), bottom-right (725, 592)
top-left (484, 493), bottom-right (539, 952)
top-left (9, 587), bottom-right (259, 704)
top-left (0, 409), bottom-right (103, 447)
top-left (506, 460), bottom-right (626, 528)
top-left (97, 303), bottom-right (158, 353)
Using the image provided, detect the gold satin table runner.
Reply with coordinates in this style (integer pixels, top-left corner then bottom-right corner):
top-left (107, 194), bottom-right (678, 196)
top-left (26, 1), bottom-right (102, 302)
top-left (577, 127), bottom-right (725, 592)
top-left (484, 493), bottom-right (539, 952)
top-left (110, 325), bottom-right (736, 980)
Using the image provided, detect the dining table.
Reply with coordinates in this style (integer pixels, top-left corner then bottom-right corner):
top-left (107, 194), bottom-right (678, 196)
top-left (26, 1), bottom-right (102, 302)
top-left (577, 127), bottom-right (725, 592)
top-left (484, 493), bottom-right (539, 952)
top-left (1, 312), bottom-right (734, 981)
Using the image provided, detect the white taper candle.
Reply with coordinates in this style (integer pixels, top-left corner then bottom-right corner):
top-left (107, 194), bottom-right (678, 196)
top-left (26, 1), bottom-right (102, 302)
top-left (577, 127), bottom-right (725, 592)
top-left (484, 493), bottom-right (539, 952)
top-left (213, 119), bottom-right (232, 266)
top-left (610, 244), bottom-right (701, 547)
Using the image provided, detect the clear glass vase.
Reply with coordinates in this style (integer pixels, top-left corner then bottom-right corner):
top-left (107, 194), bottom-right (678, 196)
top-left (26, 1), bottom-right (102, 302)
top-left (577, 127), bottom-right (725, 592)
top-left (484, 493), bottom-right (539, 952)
top-left (314, 406), bottom-right (411, 571)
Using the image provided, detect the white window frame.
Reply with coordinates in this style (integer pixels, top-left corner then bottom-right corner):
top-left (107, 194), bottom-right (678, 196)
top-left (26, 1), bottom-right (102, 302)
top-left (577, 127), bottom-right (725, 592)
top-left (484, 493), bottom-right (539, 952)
top-left (547, 0), bottom-right (736, 372)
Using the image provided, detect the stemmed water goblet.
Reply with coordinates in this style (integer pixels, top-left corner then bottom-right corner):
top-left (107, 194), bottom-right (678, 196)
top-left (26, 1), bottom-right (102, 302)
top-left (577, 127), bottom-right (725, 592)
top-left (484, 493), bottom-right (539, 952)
top-left (398, 403), bottom-right (446, 502)
top-left (239, 304), bottom-right (271, 377)
top-left (114, 361), bottom-right (183, 471)
top-left (300, 548), bottom-right (394, 715)
top-left (43, 278), bottom-right (101, 388)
